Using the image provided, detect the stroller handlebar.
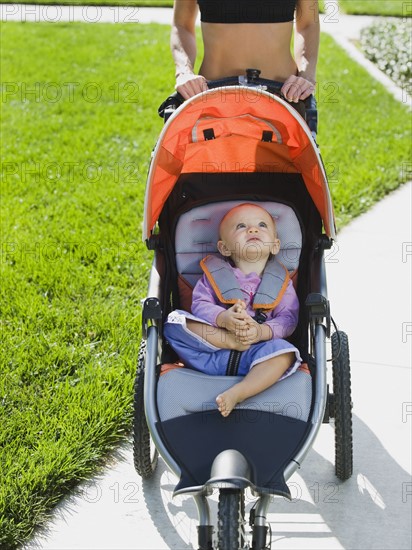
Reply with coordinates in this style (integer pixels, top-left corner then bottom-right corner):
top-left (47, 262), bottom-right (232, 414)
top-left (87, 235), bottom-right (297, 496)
top-left (158, 72), bottom-right (318, 137)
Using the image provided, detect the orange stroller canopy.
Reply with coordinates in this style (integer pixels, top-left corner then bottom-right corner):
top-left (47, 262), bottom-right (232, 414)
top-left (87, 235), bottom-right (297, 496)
top-left (143, 87), bottom-right (336, 241)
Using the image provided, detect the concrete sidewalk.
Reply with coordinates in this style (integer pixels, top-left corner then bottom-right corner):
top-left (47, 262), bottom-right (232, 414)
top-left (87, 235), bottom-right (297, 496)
top-left (26, 182), bottom-right (412, 550)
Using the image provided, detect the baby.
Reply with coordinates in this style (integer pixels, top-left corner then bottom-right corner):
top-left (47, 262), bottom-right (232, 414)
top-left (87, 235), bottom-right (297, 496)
top-left (164, 203), bottom-right (301, 416)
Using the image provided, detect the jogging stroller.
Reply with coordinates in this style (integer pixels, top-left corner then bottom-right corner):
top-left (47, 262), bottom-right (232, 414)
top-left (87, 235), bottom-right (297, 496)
top-left (134, 71), bottom-right (353, 550)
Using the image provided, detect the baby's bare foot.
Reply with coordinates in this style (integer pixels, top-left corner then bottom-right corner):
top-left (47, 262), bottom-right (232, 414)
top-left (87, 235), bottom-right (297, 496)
top-left (216, 389), bottom-right (240, 417)
top-left (224, 332), bottom-right (250, 351)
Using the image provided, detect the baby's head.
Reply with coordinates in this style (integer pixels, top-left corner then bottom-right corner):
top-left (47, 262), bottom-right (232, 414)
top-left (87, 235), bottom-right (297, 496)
top-left (217, 203), bottom-right (280, 264)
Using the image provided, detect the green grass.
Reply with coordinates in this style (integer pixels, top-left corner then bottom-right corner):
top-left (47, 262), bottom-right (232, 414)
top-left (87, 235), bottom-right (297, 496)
top-left (0, 20), bottom-right (410, 549)
top-left (316, 34), bottom-right (411, 224)
top-left (339, 0), bottom-right (409, 17)
top-left (0, 0), bottom-right (174, 5)
top-left (1, 0), bottom-right (410, 17)
top-left (0, 21), bottom-right (169, 548)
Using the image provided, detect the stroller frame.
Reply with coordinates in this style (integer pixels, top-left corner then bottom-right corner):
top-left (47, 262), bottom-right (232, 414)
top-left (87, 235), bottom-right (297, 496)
top-left (135, 75), bottom-right (352, 549)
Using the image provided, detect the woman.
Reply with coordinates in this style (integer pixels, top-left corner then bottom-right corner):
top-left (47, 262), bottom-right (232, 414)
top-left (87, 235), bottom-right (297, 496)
top-left (170, 0), bottom-right (319, 102)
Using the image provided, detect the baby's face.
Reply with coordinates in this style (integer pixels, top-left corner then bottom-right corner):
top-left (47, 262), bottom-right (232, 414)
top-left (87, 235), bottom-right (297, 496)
top-left (218, 204), bottom-right (280, 261)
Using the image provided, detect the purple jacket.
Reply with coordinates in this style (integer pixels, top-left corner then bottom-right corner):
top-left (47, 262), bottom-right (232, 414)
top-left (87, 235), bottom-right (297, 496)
top-left (191, 266), bottom-right (299, 339)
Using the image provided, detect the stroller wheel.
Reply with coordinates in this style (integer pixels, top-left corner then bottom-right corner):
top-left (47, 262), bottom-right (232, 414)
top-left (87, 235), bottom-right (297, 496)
top-left (331, 331), bottom-right (353, 480)
top-left (133, 340), bottom-right (158, 478)
top-left (217, 489), bottom-right (246, 550)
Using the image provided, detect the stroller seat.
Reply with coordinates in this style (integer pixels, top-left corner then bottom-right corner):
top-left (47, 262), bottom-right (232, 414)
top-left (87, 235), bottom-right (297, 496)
top-left (156, 200), bottom-right (313, 497)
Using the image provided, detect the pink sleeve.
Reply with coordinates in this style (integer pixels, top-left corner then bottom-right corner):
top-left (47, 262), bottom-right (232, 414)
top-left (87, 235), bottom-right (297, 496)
top-left (191, 274), bottom-right (226, 326)
top-left (264, 280), bottom-right (299, 339)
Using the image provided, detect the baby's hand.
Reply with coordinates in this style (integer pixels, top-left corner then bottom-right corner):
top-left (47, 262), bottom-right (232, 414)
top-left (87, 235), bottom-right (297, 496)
top-left (233, 299), bottom-right (247, 314)
top-left (217, 300), bottom-right (247, 333)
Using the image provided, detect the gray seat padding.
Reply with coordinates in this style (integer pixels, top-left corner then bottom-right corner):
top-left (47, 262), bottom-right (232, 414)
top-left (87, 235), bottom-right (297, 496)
top-left (158, 200), bottom-right (311, 425)
top-left (175, 200), bottom-right (302, 287)
top-left (158, 367), bottom-right (312, 422)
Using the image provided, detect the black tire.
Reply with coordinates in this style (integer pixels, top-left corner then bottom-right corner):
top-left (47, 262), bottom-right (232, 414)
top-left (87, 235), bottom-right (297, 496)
top-left (133, 340), bottom-right (158, 478)
top-left (331, 331), bottom-right (353, 480)
top-left (217, 489), bottom-right (246, 550)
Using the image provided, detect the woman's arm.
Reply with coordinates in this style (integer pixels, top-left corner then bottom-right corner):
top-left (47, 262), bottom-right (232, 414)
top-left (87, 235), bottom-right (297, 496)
top-left (170, 0), bottom-right (207, 99)
top-left (281, 0), bottom-right (319, 102)
top-left (294, 0), bottom-right (320, 85)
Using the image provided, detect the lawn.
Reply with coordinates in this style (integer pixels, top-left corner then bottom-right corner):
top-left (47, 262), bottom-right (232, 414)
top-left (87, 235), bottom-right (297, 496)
top-left (0, 19), bottom-right (411, 548)
top-left (1, 0), bottom-right (410, 16)
top-left (0, 21), bottom-right (168, 548)
top-left (1, 0), bottom-right (173, 5)
top-left (339, 0), bottom-right (409, 16)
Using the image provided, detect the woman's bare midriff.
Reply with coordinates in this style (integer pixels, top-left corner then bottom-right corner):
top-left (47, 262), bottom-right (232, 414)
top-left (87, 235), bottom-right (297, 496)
top-left (199, 22), bottom-right (297, 82)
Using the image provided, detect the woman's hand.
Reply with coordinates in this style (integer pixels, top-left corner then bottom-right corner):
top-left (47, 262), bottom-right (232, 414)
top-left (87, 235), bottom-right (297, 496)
top-left (281, 75), bottom-right (315, 102)
top-left (175, 73), bottom-right (208, 99)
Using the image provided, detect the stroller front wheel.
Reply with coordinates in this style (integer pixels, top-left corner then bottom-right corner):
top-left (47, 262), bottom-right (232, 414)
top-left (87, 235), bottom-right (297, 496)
top-left (217, 489), bottom-right (246, 550)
